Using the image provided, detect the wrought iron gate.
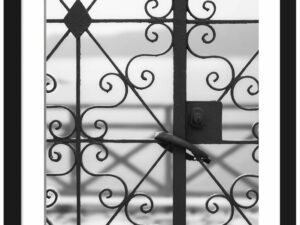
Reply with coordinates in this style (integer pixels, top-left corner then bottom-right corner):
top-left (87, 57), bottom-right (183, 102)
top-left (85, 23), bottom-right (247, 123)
top-left (46, 0), bottom-right (258, 224)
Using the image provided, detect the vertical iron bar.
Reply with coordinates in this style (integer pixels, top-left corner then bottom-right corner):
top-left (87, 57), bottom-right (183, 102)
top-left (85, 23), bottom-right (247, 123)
top-left (76, 38), bottom-right (81, 225)
top-left (173, 0), bottom-right (187, 224)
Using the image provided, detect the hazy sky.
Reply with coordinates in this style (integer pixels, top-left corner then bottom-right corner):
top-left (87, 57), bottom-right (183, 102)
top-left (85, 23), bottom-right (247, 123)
top-left (47, 0), bottom-right (258, 20)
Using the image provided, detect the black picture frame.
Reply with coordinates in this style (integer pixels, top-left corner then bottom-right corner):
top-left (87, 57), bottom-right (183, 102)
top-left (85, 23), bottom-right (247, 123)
top-left (3, 0), bottom-right (296, 224)
top-left (280, 0), bottom-right (296, 224)
top-left (4, 0), bottom-right (21, 225)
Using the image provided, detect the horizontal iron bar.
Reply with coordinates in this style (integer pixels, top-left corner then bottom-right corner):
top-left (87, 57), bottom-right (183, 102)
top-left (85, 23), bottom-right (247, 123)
top-left (46, 138), bottom-right (258, 144)
top-left (47, 103), bottom-right (256, 109)
top-left (221, 140), bottom-right (258, 144)
top-left (91, 19), bottom-right (173, 23)
top-left (46, 19), bottom-right (258, 24)
top-left (46, 138), bottom-right (158, 143)
top-left (187, 19), bottom-right (259, 24)
top-left (45, 195), bottom-right (258, 203)
top-left (81, 123), bottom-right (254, 130)
top-left (46, 19), bottom-right (64, 23)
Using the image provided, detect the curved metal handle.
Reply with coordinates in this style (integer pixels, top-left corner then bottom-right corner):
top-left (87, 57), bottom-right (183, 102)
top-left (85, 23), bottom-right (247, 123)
top-left (154, 131), bottom-right (211, 163)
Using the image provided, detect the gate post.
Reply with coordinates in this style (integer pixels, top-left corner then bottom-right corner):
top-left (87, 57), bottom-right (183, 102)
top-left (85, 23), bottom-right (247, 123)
top-left (173, 0), bottom-right (187, 224)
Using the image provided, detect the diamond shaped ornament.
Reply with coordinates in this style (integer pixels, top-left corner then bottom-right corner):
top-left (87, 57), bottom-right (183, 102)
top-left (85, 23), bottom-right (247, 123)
top-left (64, 1), bottom-right (92, 38)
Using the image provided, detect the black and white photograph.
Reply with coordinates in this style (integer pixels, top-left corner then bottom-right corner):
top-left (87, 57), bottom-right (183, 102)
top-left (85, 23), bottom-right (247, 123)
top-left (1, 0), bottom-right (297, 225)
top-left (46, 1), bottom-right (259, 224)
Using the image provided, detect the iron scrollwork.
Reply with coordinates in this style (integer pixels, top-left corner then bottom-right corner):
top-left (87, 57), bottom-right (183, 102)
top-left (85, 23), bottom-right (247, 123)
top-left (230, 76), bottom-right (259, 111)
top-left (46, 189), bottom-right (58, 208)
top-left (47, 105), bottom-right (76, 140)
top-left (206, 194), bottom-right (234, 224)
top-left (187, 24), bottom-right (259, 112)
top-left (46, 189), bottom-right (58, 225)
top-left (125, 193), bottom-right (154, 225)
top-left (79, 21), bottom-right (173, 141)
top-left (46, 0), bottom-right (172, 223)
top-left (252, 122), bottom-right (259, 163)
top-left (46, 73), bottom-right (57, 93)
top-left (205, 174), bottom-right (258, 225)
top-left (230, 174), bottom-right (259, 209)
top-left (80, 142), bottom-right (156, 225)
top-left (187, 12), bottom-right (259, 221)
top-left (46, 0), bottom-right (258, 224)
top-left (187, 0), bottom-right (217, 20)
top-left (80, 143), bottom-right (129, 210)
top-left (145, 0), bottom-right (173, 19)
top-left (47, 143), bottom-right (76, 176)
top-left (125, 23), bottom-right (173, 90)
top-left (187, 24), bottom-right (236, 93)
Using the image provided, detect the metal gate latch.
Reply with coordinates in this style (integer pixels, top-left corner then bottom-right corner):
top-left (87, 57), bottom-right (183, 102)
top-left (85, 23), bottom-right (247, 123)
top-left (154, 132), bottom-right (211, 163)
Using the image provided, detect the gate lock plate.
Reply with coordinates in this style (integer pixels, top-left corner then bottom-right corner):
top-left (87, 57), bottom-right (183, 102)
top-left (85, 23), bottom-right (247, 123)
top-left (186, 101), bottom-right (222, 144)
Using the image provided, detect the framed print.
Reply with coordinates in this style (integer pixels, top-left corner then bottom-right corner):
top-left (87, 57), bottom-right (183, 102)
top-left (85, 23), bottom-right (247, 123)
top-left (2, 0), bottom-right (296, 224)
top-left (45, 0), bottom-right (260, 224)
